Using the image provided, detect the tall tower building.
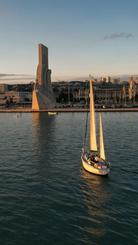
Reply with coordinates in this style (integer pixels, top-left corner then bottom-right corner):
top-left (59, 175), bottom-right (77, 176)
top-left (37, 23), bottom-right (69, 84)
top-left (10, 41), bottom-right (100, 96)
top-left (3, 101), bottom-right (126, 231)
top-left (32, 44), bottom-right (55, 110)
top-left (128, 76), bottom-right (136, 101)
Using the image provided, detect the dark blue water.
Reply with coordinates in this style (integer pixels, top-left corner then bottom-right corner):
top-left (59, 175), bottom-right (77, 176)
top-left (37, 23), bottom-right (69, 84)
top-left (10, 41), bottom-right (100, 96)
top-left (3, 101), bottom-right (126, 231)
top-left (0, 112), bottom-right (137, 245)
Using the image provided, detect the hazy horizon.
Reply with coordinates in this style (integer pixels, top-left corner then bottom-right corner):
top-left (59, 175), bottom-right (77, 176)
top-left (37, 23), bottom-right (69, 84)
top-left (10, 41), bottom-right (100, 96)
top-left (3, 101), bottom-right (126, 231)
top-left (0, 73), bottom-right (137, 84)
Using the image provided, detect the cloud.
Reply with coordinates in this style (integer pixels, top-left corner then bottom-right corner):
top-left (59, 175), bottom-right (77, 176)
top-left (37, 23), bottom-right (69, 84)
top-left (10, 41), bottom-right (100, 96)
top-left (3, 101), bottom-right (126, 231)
top-left (0, 74), bottom-right (35, 84)
top-left (0, 74), bottom-right (15, 77)
top-left (103, 32), bottom-right (134, 40)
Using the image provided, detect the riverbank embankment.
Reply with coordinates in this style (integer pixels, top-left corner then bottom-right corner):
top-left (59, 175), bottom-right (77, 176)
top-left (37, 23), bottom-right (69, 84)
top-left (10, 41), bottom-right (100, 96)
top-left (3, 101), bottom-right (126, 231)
top-left (0, 108), bottom-right (138, 113)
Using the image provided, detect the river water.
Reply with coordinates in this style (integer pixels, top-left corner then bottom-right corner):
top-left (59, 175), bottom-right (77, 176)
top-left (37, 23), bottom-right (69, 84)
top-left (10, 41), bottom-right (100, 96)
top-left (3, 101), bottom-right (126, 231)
top-left (0, 112), bottom-right (137, 245)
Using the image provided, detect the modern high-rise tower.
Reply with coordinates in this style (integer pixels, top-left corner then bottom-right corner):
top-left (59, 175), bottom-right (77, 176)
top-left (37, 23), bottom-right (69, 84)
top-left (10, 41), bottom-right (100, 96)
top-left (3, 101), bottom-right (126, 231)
top-left (32, 44), bottom-right (55, 110)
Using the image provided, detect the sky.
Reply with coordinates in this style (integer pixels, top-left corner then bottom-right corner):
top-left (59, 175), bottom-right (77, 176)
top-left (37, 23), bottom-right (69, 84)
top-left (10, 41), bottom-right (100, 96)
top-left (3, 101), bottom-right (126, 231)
top-left (0, 0), bottom-right (138, 82)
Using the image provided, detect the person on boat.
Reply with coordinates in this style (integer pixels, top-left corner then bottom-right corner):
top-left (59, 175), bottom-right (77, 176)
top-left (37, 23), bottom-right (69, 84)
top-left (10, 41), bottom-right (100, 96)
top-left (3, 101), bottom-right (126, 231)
top-left (90, 153), bottom-right (95, 162)
top-left (94, 156), bottom-right (99, 162)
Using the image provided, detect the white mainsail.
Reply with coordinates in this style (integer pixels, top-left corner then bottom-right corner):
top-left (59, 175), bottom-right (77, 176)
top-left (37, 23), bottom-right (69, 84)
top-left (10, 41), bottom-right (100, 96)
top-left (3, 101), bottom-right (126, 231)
top-left (90, 80), bottom-right (97, 151)
top-left (100, 113), bottom-right (105, 160)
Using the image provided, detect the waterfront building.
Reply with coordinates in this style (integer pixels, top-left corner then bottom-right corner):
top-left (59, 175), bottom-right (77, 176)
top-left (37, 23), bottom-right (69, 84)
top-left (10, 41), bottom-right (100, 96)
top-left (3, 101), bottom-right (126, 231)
top-left (0, 83), bottom-right (32, 107)
top-left (128, 77), bottom-right (136, 103)
top-left (112, 78), bottom-right (120, 84)
top-left (0, 84), bottom-right (8, 93)
top-left (0, 77), bottom-right (138, 108)
top-left (52, 79), bottom-right (138, 108)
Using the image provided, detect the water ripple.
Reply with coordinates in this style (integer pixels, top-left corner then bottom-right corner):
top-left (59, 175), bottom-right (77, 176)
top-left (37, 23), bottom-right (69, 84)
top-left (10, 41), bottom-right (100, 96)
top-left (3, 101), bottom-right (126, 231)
top-left (0, 113), bottom-right (137, 245)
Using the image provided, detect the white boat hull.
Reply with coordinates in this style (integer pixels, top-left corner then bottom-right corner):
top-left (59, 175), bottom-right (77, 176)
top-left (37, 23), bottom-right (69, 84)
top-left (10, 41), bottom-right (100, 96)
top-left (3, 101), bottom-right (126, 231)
top-left (81, 156), bottom-right (110, 176)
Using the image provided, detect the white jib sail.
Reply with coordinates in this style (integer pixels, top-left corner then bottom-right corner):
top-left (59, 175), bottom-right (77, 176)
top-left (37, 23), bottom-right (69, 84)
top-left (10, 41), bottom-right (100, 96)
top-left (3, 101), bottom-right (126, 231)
top-left (100, 113), bottom-right (105, 160)
top-left (90, 80), bottom-right (97, 151)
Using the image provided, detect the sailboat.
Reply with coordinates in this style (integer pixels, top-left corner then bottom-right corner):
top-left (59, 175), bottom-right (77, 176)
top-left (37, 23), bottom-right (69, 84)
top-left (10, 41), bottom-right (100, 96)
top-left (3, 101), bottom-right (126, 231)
top-left (81, 79), bottom-right (110, 175)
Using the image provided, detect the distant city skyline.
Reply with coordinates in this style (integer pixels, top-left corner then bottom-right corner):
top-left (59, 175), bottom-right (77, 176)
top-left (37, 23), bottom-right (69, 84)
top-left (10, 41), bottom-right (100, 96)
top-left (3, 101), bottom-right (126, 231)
top-left (0, 0), bottom-right (138, 81)
top-left (0, 73), bottom-right (137, 84)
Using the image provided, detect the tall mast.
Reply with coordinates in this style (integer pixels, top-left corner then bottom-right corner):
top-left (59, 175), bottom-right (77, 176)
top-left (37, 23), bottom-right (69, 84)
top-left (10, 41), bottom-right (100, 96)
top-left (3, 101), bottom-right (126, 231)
top-left (100, 113), bottom-right (105, 160)
top-left (90, 80), bottom-right (97, 151)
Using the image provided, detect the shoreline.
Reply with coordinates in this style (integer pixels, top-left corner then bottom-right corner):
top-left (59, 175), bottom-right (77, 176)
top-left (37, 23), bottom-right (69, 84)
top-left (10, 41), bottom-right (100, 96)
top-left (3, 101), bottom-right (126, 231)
top-left (0, 107), bottom-right (138, 113)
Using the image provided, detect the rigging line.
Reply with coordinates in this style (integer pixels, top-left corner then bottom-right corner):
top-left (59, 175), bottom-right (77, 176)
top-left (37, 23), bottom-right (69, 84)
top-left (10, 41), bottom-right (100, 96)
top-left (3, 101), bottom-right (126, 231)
top-left (82, 80), bottom-right (89, 150)
top-left (83, 111), bottom-right (89, 150)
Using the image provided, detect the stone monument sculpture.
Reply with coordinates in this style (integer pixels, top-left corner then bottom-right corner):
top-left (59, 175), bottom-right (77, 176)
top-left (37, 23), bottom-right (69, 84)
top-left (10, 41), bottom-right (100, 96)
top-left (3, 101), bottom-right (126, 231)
top-left (32, 44), bottom-right (55, 110)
